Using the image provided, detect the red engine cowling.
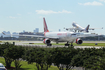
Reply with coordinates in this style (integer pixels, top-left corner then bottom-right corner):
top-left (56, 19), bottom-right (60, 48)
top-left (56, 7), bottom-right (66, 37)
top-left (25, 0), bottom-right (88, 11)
top-left (76, 38), bottom-right (83, 44)
top-left (43, 39), bottom-right (51, 44)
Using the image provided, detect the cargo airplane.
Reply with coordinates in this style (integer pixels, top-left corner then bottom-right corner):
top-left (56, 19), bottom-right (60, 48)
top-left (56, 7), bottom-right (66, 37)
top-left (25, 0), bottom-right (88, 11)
top-left (65, 22), bottom-right (103, 33)
top-left (2, 18), bottom-right (99, 46)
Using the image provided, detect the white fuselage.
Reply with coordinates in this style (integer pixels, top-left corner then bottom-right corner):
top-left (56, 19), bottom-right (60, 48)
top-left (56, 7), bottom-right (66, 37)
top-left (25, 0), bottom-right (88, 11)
top-left (72, 23), bottom-right (85, 31)
top-left (45, 32), bottom-right (78, 43)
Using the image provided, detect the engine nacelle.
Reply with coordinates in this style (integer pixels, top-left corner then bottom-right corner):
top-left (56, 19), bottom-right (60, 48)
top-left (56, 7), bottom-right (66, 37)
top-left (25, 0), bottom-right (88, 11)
top-left (43, 39), bottom-right (51, 44)
top-left (76, 38), bottom-right (83, 44)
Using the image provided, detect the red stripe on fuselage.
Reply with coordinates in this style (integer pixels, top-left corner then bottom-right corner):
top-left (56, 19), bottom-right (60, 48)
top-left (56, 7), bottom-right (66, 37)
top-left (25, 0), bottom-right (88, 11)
top-left (57, 33), bottom-right (62, 35)
top-left (57, 33), bottom-right (67, 36)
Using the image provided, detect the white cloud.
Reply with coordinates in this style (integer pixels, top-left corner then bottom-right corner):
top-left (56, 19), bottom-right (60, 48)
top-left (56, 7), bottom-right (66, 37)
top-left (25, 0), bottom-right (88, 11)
top-left (78, 1), bottom-right (103, 6)
top-left (8, 16), bottom-right (21, 19)
top-left (36, 10), bottom-right (72, 14)
top-left (27, 12), bottom-right (32, 14)
top-left (99, 0), bottom-right (105, 2)
top-left (9, 16), bottom-right (17, 19)
top-left (17, 13), bottom-right (21, 15)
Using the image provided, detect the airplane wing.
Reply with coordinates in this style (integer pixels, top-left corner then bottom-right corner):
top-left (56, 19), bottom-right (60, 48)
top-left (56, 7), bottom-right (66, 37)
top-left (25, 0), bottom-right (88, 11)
top-left (2, 32), bottom-right (59, 39)
top-left (89, 27), bottom-right (103, 30)
top-left (77, 33), bottom-right (101, 38)
top-left (65, 27), bottom-right (103, 31)
top-left (2, 32), bottom-right (44, 37)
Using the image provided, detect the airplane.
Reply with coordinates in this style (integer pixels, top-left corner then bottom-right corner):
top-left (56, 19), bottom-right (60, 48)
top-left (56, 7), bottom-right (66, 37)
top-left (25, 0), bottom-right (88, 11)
top-left (64, 22), bottom-right (103, 33)
top-left (42, 18), bottom-right (84, 46)
top-left (2, 18), bottom-right (99, 46)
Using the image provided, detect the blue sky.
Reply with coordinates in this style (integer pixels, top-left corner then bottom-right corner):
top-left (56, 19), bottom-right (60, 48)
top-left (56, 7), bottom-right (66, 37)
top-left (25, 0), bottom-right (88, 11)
top-left (0, 0), bottom-right (105, 34)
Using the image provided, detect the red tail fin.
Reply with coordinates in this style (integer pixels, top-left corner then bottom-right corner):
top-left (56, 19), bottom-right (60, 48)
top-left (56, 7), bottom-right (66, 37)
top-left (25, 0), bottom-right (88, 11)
top-left (43, 18), bottom-right (49, 32)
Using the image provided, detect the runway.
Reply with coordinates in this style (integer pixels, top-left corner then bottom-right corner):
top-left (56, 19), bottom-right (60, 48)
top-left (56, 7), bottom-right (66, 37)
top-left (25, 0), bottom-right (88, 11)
top-left (14, 41), bottom-right (103, 49)
top-left (0, 40), bottom-right (104, 49)
top-left (15, 44), bottom-right (102, 49)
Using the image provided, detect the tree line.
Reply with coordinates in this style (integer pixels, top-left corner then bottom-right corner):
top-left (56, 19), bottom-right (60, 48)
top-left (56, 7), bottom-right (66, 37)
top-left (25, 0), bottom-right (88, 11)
top-left (0, 42), bottom-right (105, 70)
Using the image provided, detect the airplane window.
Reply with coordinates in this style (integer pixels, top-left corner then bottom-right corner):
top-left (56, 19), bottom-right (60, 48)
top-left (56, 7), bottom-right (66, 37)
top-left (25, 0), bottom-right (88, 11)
top-left (71, 34), bottom-right (76, 35)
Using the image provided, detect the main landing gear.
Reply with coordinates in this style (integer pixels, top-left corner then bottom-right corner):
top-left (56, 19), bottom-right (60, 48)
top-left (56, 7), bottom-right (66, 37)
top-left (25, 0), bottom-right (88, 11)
top-left (65, 42), bottom-right (69, 46)
top-left (47, 43), bottom-right (52, 46)
top-left (65, 42), bottom-right (73, 46)
top-left (56, 41), bottom-right (59, 44)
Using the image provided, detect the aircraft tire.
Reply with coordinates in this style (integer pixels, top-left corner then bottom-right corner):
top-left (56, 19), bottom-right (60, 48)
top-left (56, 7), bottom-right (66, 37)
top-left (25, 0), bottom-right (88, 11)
top-left (47, 43), bottom-right (52, 46)
top-left (65, 44), bottom-right (69, 46)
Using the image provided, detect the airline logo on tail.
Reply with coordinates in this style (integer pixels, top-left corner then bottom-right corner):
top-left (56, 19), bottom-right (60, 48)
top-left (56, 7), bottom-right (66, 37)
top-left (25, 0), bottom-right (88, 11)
top-left (85, 25), bottom-right (90, 32)
top-left (43, 18), bottom-right (49, 32)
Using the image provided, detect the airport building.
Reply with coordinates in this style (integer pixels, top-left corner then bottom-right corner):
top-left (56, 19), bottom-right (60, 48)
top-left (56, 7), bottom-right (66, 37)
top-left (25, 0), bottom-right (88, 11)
top-left (19, 32), bottom-right (34, 38)
top-left (33, 28), bottom-right (39, 34)
top-left (12, 32), bottom-right (19, 38)
top-left (2, 31), bottom-right (11, 37)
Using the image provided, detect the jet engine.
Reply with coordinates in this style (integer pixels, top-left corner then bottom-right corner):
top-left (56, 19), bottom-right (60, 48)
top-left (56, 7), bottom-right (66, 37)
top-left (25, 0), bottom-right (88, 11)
top-left (43, 39), bottom-right (52, 46)
top-left (43, 39), bottom-right (51, 44)
top-left (76, 38), bottom-right (83, 44)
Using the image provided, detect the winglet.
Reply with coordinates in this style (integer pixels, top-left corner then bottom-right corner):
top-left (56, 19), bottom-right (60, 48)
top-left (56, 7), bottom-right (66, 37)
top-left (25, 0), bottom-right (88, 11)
top-left (43, 17), bottom-right (49, 32)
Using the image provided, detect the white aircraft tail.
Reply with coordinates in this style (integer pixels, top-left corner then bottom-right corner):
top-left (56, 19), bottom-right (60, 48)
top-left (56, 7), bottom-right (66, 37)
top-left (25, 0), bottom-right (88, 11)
top-left (85, 25), bottom-right (90, 32)
top-left (43, 18), bottom-right (49, 32)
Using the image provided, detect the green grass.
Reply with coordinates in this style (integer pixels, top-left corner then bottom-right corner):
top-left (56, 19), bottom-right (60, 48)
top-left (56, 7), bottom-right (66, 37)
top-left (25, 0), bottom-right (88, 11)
top-left (29, 43), bottom-right (105, 47)
top-left (1, 40), bottom-right (105, 47)
top-left (0, 57), bottom-right (58, 70)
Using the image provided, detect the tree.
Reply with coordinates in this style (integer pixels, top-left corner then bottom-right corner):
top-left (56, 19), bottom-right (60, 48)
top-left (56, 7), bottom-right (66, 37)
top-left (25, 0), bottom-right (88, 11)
top-left (71, 47), bottom-right (105, 70)
top-left (83, 48), bottom-right (105, 70)
top-left (51, 46), bottom-right (77, 70)
top-left (0, 42), bottom-right (14, 68)
top-left (25, 48), bottom-right (52, 70)
top-left (71, 48), bottom-right (84, 68)
top-left (3, 45), bottom-right (25, 70)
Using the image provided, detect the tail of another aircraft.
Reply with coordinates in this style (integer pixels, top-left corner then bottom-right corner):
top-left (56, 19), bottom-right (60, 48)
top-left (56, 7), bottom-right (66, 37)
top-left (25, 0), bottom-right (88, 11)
top-left (43, 18), bottom-right (49, 32)
top-left (85, 25), bottom-right (90, 32)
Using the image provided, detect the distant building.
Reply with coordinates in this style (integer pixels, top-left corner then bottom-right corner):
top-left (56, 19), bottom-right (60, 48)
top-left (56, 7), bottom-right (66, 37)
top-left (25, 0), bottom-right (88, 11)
top-left (34, 28), bottom-right (39, 34)
top-left (23, 30), bottom-right (25, 33)
top-left (2, 31), bottom-right (11, 37)
top-left (35, 32), bottom-right (44, 36)
top-left (19, 32), bottom-right (34, 38)
top-left (12, 32), bottom-right (19, 38)
top-left (59, 29), bottom-right (61, 32)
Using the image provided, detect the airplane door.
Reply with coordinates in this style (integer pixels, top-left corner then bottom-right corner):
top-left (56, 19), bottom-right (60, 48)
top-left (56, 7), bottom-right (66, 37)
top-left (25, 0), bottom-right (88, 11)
top-left (71, 34), bottom-right (77, 37)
